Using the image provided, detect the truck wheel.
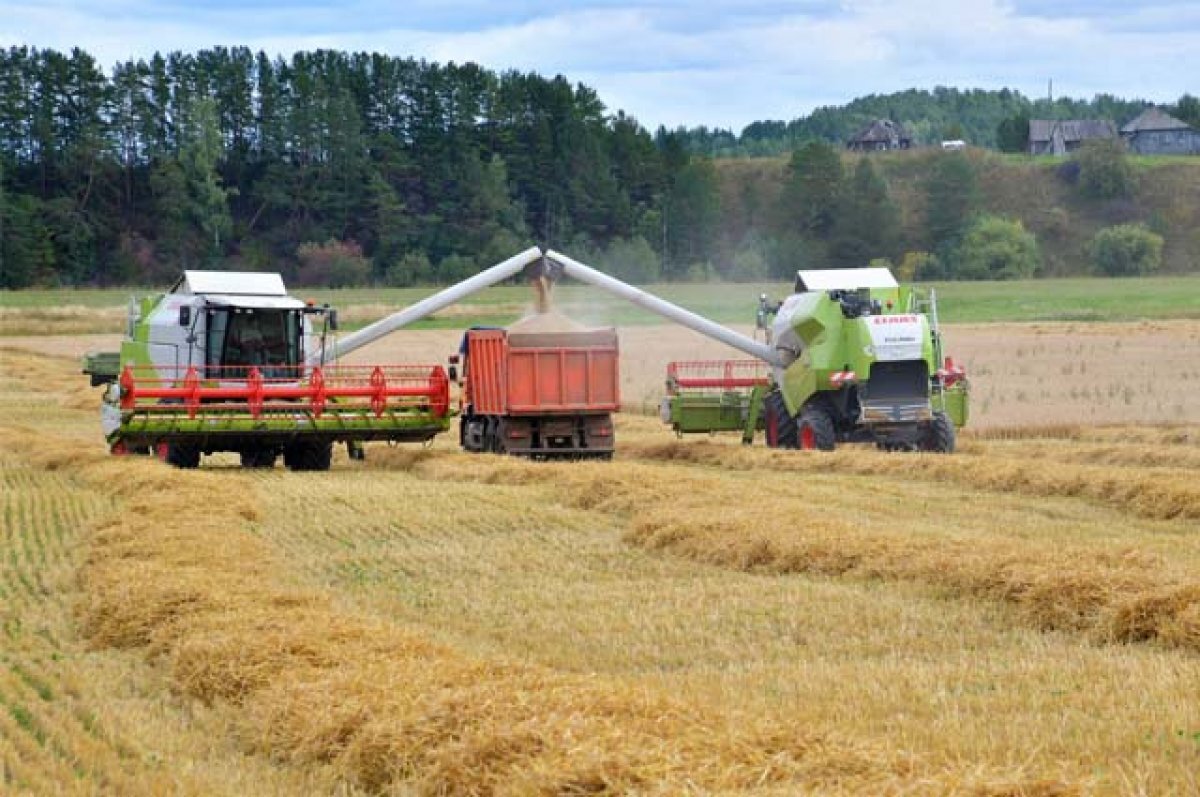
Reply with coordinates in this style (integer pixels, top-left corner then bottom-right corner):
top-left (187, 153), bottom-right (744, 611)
top-left (798, 405), bottom-right (836, 451)
top-left (763, 391), bottom-right (798, 449)
top-left (284, 440), bottom-right (332, 471)
top-left (165, 443), bottom-right (201, 469)
top-left (921, 411), bottom-right (956, 453)
top-left (240, 448), bottom-right (277, 469)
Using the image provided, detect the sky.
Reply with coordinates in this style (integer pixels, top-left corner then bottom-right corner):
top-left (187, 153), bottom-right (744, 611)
top-left (1, 0), bottom-right (1197, 132)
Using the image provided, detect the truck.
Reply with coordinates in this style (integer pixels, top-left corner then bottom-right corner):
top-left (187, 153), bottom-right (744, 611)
top-left (455, 323), bottom-right (619, 458)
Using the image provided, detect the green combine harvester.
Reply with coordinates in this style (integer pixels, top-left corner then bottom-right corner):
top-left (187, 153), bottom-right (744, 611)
top-left (659, 268), bottom-right (969, 451)
top-left (82, 269), bottom-right (452, 470)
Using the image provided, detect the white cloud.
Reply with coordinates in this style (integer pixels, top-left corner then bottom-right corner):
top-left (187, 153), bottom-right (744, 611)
top-left (0, 0), bottom-right (1196, 130)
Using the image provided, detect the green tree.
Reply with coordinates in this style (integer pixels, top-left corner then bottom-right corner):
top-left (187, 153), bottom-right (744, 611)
top-left (924, 152), bottom-right (978, 250)
top-left (954, 215), bottom-right (1041, 280)
top-left (996, 113), bottom-right (1030, 153)
top-left (1174, 94), bottom-right (1200, 128)
top-left (830, 159), bottom-right (899, 266)
top-left (1075, 139), bottom-right (1132, 200)
top-left (178, 96), bottom-right (232, 258)
top-left (665, 158), bottom-right (719, 276)
top-left (781, 140), bottom-right (843, 239)
top-left (1088, 223), bottom-right (1163, 276)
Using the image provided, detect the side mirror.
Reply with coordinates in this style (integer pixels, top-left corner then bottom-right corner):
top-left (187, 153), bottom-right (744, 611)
top-left (178, 306), bottom-right (191, 326)
top-left (328, 309), bottom-right (339, 331)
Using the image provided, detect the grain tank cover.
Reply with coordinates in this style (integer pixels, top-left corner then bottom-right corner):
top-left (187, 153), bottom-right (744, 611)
top-left (795, 268), bottom-right (898, 292)
top-left (177, 270), bottom-right (289, 297)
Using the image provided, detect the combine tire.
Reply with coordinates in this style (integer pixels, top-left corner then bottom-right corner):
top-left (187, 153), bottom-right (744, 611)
top-left (240, 448), bottom-right (277, 469)
top-left (921, 411), bottom-right (956, 453)
top-left (284, 440), bottom-right (333, 471)
top-left (798, 405), bottom-right (836, 451)
top-left (165, 443), bottom-right (201, 469)
top-left (763, 391), bottom-right (798, 449)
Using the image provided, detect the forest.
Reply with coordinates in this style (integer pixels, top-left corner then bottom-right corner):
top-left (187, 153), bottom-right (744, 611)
top-left (0, 46), bottom-right (1196, 288)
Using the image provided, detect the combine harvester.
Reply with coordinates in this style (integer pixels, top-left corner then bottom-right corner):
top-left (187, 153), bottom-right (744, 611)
top-left (536, 253), bottom-right (969, 453)
top-left (82, 269), bottom-right (454, 470)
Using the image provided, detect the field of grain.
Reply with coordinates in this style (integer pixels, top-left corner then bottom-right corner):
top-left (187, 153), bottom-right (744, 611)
top-left (1, 283), bottom-right (1199, 794)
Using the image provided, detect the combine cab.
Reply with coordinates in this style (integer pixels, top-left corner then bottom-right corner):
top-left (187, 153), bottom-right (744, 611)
top-left (83, 270), bottom-right (450, 469)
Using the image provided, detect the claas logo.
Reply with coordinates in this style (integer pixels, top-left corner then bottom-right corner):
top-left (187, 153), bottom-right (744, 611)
top-left (872, 315), bottom-right (918, 324)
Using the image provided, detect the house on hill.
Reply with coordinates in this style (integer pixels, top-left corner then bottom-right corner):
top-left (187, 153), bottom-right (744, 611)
top-left (1120, 107), bottom-right (1200, 155)
top-left (1028, 119), bottom-right (1116, 155)
top-left (846, 119), bottom-right (911, 151)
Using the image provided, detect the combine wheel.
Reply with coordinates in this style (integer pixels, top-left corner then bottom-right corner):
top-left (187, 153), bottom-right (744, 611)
top-left (763, 391), bottom-right (798, 449)
top-left (921, 411), bottom-right (956, 453)
top-left (284, 440), bottom-right (333, 471)
top-left (240, 448), bottom-right (278, 469)
top-left (165, 443), bottom-right (201, 469)
top-left (798, 405), bottom-right (836, 451)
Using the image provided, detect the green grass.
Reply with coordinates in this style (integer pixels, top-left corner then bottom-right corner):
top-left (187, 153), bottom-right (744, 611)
top-left (3, 276), bottom-right (1198, 331)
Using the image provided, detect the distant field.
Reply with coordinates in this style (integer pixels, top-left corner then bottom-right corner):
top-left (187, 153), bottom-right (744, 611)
top-left (2, 275), bottom-right (1198, 335)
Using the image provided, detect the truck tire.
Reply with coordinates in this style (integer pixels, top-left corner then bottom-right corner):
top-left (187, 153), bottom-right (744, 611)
top-left (240, 448), bottom-right (277, 469)
top-left (763, 391), bottom-right (798, 449)
top-left (165, 443), bottom-right (201, 469)
top-left (921, 411), bottom-right (956, 453)
top-left (284, 440), bottom-right (332, 471)
top-left (798, 404), bottom-right (836, 451)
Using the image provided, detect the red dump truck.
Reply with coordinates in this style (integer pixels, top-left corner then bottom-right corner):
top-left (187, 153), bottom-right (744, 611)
top-left (454, 324), bottom-right (619, 458)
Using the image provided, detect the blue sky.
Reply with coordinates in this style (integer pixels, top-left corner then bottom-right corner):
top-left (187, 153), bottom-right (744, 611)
top-left (1, 0), bottom-right (1196, 131)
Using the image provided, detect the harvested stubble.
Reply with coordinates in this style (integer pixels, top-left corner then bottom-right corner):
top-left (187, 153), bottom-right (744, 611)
top-left (397, 448), bottom-right (1200, 653)
top-left (23, 433), bottom-right (1010, 795)
top-left (626, 439), bottom-right (1200, 521)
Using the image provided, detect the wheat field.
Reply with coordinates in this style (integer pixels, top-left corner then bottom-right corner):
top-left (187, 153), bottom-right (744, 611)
top-left (0, 313), bottom-right (1199, 794)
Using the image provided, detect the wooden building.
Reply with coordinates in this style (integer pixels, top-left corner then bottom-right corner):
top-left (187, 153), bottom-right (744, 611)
top-left (846, 119), bottom-right (911, 152)
top-left (1028, 119), bottom-right (1116, 155)
top-left (1120, 107), bottom-right (1200, 155)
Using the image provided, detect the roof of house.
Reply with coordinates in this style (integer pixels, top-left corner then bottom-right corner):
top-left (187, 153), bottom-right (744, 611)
top-left (1121, 106), bottom-right (1192, 134)
top-left (1028, 119), bottom-right (1116, 143)
top-left (850, 119), bottom-right (909, 143)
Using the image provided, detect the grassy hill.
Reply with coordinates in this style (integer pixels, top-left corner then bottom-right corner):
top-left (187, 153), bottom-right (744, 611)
top-left (714, 149), bottom-right (1200, 276)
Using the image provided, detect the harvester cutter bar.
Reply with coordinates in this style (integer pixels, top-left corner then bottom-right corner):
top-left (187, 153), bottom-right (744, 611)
top-left (666, 360), bottom-right (770, 394)
top-left (119, 364), bottom-right (450, 420)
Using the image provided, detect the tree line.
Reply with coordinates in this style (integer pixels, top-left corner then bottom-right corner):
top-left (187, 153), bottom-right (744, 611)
top-left (0, 46), bottom-right (730, 288)
top-left (0, 48), bottom-right (1187, 288)
top-left (674, 87), bottom-right (1198, 157)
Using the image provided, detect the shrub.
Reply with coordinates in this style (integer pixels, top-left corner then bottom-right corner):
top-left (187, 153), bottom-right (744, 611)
top-left (896, 251), bottom-right (937, 281)
top-left (600, 236), bottom-right (661, 284)
top-left (1088, 223), bottom-right (1163, 276)
top-left (955, 216), bottom-right (1041, 280)
top-left (295, 240), bottom-right (372, 287)
top-left (384, 251), bottom-right (433, 287)
top-left (1075, 139), bottom-right (1133, 200)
